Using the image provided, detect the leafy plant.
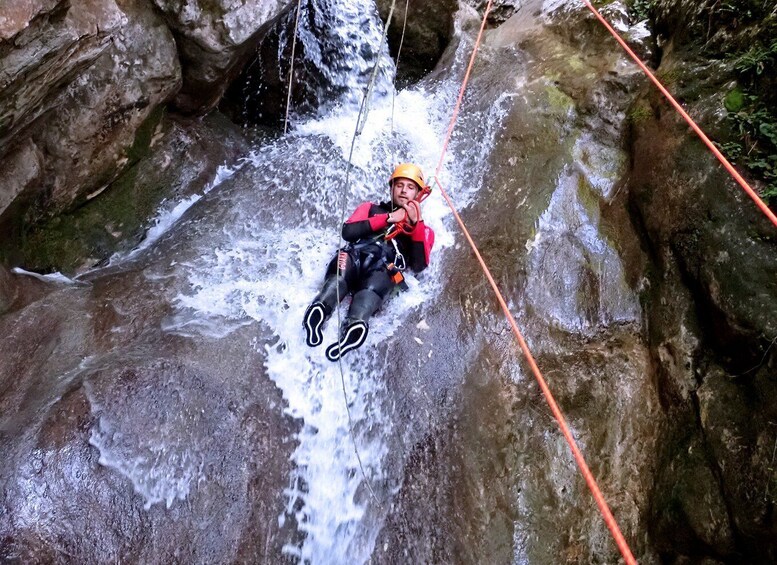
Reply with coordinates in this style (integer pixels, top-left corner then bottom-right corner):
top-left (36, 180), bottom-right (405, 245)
top-left (735, 41), bottom-right (777, 77)
top-left (719, 93), bottom-right (777, 205)
top-left (629, 0), bottom-right (655, 22)
top-left (718, 13), bottom-right (777, 207)
top-left (718, 0), bottom-right (757, 20)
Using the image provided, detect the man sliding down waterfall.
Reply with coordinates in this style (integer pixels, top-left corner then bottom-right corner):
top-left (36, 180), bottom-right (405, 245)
top-left (303, 163), bottom-right (435, 361)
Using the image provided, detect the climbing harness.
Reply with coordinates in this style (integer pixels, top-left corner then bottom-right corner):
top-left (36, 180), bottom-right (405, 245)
top-left (579, 0), bottom-right (777, 229)
top-left (338, 232), bottom-right (408, 289)
top-left (387, 239), bottom-right (407, 287)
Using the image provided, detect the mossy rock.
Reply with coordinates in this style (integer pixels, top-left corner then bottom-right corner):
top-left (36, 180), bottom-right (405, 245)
top-left (5, 112), bottom-right (249, 275)
top-left (724, 86), bottom-right (745, 112)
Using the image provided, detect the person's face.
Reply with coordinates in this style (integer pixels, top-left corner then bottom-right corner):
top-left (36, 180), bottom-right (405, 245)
top-left (392, 177), bottom-right (421, 206)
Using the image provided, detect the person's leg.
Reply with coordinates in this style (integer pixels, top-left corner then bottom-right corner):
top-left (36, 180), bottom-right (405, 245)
top-left (325, 269), bottom-right (391, 361)
top-left (304, 252), bottom-right (354, 347)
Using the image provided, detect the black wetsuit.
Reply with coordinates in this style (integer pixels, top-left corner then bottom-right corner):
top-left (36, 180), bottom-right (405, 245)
top-left (314, 200), bottom-right (435, 326)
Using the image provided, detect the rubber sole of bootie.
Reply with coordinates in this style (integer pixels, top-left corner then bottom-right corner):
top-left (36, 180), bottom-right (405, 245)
top-left (303, 303), bottom-right (326, 347)
top-left (325, 321), bottom-right (368, 361)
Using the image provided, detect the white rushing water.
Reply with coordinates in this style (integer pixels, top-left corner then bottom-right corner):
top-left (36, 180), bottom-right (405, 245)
top-left (108, 3), bottom-right (509, 562)
top-left (167, 84), bottom-right (508, 561)
top-left (295, 0), bottom-right (396, 107)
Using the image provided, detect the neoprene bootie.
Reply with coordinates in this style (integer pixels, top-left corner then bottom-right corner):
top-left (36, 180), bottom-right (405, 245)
top-left (325, 319), bottom-right (368, 361)
top-left (303, 302), bottom-right (327, 347)
top-left (324, 289), bottom-right (382, 361)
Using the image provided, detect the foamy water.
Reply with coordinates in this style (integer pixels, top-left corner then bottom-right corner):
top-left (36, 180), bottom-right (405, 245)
top-left (79, 4), bottom-right (511, 561)
top-left (163, 82), bottom-right (509, 561)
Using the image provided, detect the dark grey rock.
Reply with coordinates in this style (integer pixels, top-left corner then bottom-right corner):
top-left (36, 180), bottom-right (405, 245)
top-left (150, 0), bottom-right (288, 113)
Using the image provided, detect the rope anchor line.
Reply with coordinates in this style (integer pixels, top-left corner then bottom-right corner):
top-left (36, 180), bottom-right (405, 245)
top-left (579, 0), bottom-right (777, 229)
top-left (429, 1), bottom-right (639, 563)
top-left (332, 0), bottom-right (399, 510)
top-left (292, 0), bottom-right (641, 562)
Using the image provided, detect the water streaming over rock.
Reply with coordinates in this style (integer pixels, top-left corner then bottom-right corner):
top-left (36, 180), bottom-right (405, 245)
top-left (160, 13), bottom-right (511, 558)
top-left (1, 1), bottom-right (668, 563)
top-left (295, 0), bottom-right (395, 105)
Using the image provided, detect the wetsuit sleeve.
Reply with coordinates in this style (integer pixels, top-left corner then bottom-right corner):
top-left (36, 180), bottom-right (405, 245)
top-left (405, 221), bottom-right (435, 272)
top-left (342, 202), bottom-right (390, 242)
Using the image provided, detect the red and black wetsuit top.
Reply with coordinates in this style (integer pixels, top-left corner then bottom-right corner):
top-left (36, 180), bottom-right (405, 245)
top-left (342, 201), bottom-right (434, 272)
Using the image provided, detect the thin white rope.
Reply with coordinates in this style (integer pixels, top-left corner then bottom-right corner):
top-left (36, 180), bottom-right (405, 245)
top-left (389, 0), bottom-right (410, 203)
top-left (283, 0), bottom-right (303, 134)
top-left (332, 0), bottom-right (398, 508)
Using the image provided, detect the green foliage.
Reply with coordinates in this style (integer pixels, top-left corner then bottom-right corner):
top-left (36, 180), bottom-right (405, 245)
top-left (628, 0), bottom-right (655, 22)
top-left (734, 41), bottom-right (777, 78)
top-left (719, 93), bottom-right (777, 205)
top-left (718, 0), bottom-right (758, 21)
top-left (718, 7), bottom-right (777, 207)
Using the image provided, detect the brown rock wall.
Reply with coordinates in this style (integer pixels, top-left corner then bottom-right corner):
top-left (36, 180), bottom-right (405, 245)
top-left (0, 0), bottom-right (181, 229)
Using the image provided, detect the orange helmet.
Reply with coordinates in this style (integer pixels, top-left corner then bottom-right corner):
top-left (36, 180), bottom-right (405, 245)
top-left (388, 163), bottom-right (425, 190)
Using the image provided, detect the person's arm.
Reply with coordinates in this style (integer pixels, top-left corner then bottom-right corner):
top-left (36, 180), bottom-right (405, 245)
top-left (342, 203), bottom-right (404, 242)
top-left (404, 222), bottom-right (434, 272)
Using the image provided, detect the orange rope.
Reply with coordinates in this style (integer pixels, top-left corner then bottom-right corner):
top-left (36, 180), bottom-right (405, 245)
top-left (433, 1), bottom-right (490, 179)
top-left (434, 178), bottom-right (638, 565)
top-left (580, 0), bottom-right (777, 229)
top-left (431, 1), bottom-right (638, 563)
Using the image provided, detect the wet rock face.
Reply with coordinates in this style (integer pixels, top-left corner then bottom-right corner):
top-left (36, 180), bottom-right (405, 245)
top-left (220, 3), bottom-right (308, 127)
top-left (0, 111), bottom-right (250, 275)
top-left (627, 0), bottom-right (777, 561)
top-left (151, 0), bottom-right (287, 113)
top-left (224, 0), bottom-right (459, 127)
top-left (376, 0), bottom-right (458, 86)
top-left (0, 265), bottom-right (15, 313)
top-left (377, 2), bottom-right (661, 562)
top-left (0, 0), bottom-right (288, 270)
top-left (0, 261), bottom-right (299, 561)
top-left (0, 267), bottom-right (56, 315)
top-left (465, 0), bottom-right (522, 25)
top-left (0, 0), bottom-right (181, 234)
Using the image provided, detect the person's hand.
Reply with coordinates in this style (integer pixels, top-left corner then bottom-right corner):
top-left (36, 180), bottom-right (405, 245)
top-left (387, 208), bottom-right (407, 224)
top-left (402, 200), bottom-right (421, 225)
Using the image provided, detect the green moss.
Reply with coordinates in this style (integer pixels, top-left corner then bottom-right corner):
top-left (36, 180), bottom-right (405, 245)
top-left (566, 54), bottom-right (587, 72)
top-left (544, 84), bottom-right (574, 113)
top-left (724, 87), bottom-right (745, 112)
top-left (628, 101), bottom-right (652, 124)
top-left (655, 68), bottom-right (680, 86)
top-left (126, 105), bottom-right (165, 163)
top-left (19, 114), bottom-right (173, 274)
top-left (576, 175), bottom-right (601, 221)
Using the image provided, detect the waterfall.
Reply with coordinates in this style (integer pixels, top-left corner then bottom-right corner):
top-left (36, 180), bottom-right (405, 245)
top-left (0, 0), bottom-right (664, 562)
top-left (151, 3), bottom-right (510, 561)
top-left (295, 0), bottom-right (396, 107)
